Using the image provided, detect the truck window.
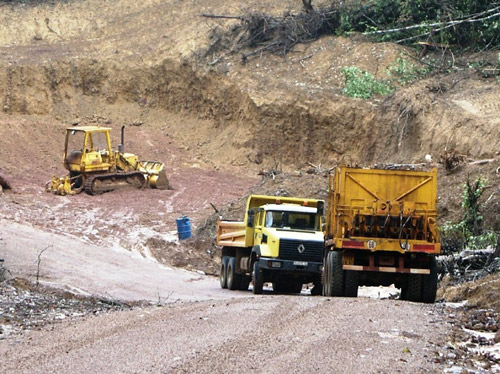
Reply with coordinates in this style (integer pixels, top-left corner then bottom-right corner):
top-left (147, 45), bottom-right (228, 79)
top-left (265, 211), bottom-right (319, 231)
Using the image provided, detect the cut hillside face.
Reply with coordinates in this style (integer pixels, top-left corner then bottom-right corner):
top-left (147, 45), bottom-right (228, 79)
top-left (0, 0), bottom-right (499, 229)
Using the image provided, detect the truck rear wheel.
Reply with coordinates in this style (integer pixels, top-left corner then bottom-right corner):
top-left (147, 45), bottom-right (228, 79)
top-left (422, 257), bottom-right (438, 303)
top-left (323, 254), bottom-right (331, 296)
top-left (326, 251), bottom-right (344, 297)
top-left (407, 274), bottom-right (422, 302)
top-left (220, 256), bottom-right (229, 289)
top-left (344, 270), bottom-right (359, 297)
top-left (252, 261), bottom-right (264, 294)
top-left (227, 257), bottom-right (240, 290)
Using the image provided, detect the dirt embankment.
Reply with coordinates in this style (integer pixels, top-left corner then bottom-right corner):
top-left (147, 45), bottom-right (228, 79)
top-left (1, 1), bottom-right (500, 174)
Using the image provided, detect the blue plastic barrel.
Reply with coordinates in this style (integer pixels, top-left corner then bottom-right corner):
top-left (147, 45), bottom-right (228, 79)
top-left (176, 216), bottom-right (192, 240)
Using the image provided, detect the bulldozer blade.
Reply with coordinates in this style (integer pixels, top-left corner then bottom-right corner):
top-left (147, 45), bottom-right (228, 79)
top-left (150, 169), bottom-right (171, 190)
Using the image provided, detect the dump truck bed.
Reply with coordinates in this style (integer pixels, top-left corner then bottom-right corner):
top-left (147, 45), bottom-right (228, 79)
top-left (216, 220), bottom-right (247, 247)
top-left (326, 167), bottom-right (440, 254)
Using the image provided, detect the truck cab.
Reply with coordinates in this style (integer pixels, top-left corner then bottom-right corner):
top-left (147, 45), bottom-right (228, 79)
top-left (217, 195), bottom-right (324, 295)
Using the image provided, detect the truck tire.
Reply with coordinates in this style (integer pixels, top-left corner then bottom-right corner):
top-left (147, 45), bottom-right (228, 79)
top-left (220, 256), bottom-right (229, 289)
top-left (422, 257), bottom-right (438, 303)
top-left (329, 251), bottom-right (344, 297)
top-left (252, 261), bottom-right (264, 294)
top-left (344, 270), bottom-right (359, 297)
top-left (227, 257), bottom-right (240, 290)
top-left (407, 274), bottom-right (422, 302)
top-left (400, 285), bottom-right (408, 300)
top-left (323, 253), bottom-right (331, 296)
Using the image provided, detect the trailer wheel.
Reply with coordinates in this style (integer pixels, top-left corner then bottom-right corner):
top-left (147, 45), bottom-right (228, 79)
top-left (407, 274), bottom-right (422, 302)
top-left (344, 270), bottom-right (359, 297)
top-left (227, 257), bottom-right (240, 290)
top-left (220, 256), bottom-right (229, 289)
top-left (252, 261), bottom-right (264, 294)
top-left (422, 257), bottom-right (438, 303)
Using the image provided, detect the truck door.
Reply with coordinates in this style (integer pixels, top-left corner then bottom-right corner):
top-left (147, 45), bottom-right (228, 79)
top-left (254, 211), bottom-right (266, 245)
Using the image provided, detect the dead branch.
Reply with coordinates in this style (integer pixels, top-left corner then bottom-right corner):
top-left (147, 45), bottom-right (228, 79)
top-left (468, 158), bottom-right (496, 166)
top-left (201, 14), bottom-right (245, 21)
top-left (36, 245), bottom-right (53, 287)
top-left (365, 6), bottom-right (500, 36)
top-left (201, 7), bottom-right (341, 63)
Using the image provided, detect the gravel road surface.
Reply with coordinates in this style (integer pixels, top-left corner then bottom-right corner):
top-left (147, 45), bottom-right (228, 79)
top-left (0, 221), bottom-right (451, 373)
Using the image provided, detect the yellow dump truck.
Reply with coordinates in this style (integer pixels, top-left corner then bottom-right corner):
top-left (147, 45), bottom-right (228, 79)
top-left (323, 167), bottom-right (440, 303)
top-left (217, 195), bottom-right (325, 294)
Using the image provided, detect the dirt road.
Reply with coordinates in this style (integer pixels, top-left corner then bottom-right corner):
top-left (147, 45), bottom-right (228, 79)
top-left (0, 220), bottom-right (451, 373)
top-left (1, 291), bottom-right (448, 374)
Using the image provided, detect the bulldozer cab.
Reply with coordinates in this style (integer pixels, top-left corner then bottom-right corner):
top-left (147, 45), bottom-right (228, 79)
top-left (64, 126), bottom-right (114, 173)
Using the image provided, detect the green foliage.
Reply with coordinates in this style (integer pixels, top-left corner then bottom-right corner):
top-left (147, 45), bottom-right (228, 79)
top-left (339, 0), bottom-right (500, 50)
top-left (440, 176), bottom-right (497, 252)
top-left (341, 66), bottom-right (394, 99)
top-left (387, 56), bottom-right (432, 85)
top-left (462, 176), bottom-right (487, 236)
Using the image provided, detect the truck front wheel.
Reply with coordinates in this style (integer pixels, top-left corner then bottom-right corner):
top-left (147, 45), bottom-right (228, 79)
top-left (227, 257), bottom-right (241, 290)
top-left (252, 261), bottom-right (264, 294)
top-left (220, 256), bottom-right (229, 289)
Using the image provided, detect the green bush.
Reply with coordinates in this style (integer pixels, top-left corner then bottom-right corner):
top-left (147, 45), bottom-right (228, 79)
top-left (341, 66), bottom-right (394, 99)
top-left (440, 176), bottom-right (498, 252)
top-left (387, 56), bottom-right (432, 85)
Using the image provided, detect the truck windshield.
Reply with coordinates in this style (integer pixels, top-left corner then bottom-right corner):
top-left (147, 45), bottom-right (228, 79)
top-left (265, 210), bottom-right (319, 231)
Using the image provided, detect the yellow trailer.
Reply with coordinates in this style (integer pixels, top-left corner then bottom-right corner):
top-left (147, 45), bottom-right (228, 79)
top-left (324, 167), bottom-right (440, 303)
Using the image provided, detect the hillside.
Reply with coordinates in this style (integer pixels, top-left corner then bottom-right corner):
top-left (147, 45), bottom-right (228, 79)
top-left (1, 0), bottom-right (499, 228)
top-left (0, 1), bottom-right (499, 372)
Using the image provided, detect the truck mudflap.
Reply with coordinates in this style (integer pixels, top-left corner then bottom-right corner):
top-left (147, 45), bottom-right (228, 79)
top-left (258, 258), bottom-right (322, 273)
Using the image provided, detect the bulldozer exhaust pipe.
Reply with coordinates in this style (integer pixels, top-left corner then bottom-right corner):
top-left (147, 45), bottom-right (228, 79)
top-left (119, 125), bottom-right (125, 153)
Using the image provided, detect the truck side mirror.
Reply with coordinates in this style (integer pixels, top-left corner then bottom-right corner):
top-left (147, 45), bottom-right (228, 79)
top-left (317, 201), bottom-right (324, 216)
top-left (247, 210), bottom-right (255, 228)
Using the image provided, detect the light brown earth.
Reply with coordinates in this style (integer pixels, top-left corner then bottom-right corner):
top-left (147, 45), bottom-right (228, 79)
top-left (0, 0), bottom-right (499, 373)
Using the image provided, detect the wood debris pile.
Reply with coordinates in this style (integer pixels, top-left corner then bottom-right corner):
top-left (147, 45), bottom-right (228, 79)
top-left (0, 277), bottom-right (137, 339)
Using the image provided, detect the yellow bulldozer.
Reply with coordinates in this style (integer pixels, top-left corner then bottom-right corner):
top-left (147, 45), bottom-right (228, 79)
top-left (46, 125), bottom-right (170, 195)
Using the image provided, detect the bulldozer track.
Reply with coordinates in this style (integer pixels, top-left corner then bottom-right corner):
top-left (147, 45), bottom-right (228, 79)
top-left (84, 171), bottom-right (146, 195)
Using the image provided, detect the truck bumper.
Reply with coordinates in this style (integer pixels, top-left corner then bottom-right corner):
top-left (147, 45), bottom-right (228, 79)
top-left (258, 258), bottom-right (322, 274)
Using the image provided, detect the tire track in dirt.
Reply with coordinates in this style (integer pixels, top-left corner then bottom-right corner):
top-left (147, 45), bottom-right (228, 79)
top-left (0, 296), bottom-right (449, 373)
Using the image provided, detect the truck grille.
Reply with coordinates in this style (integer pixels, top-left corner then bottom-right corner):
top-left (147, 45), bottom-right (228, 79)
top-left (279, 239), bottom-right (323, 262)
